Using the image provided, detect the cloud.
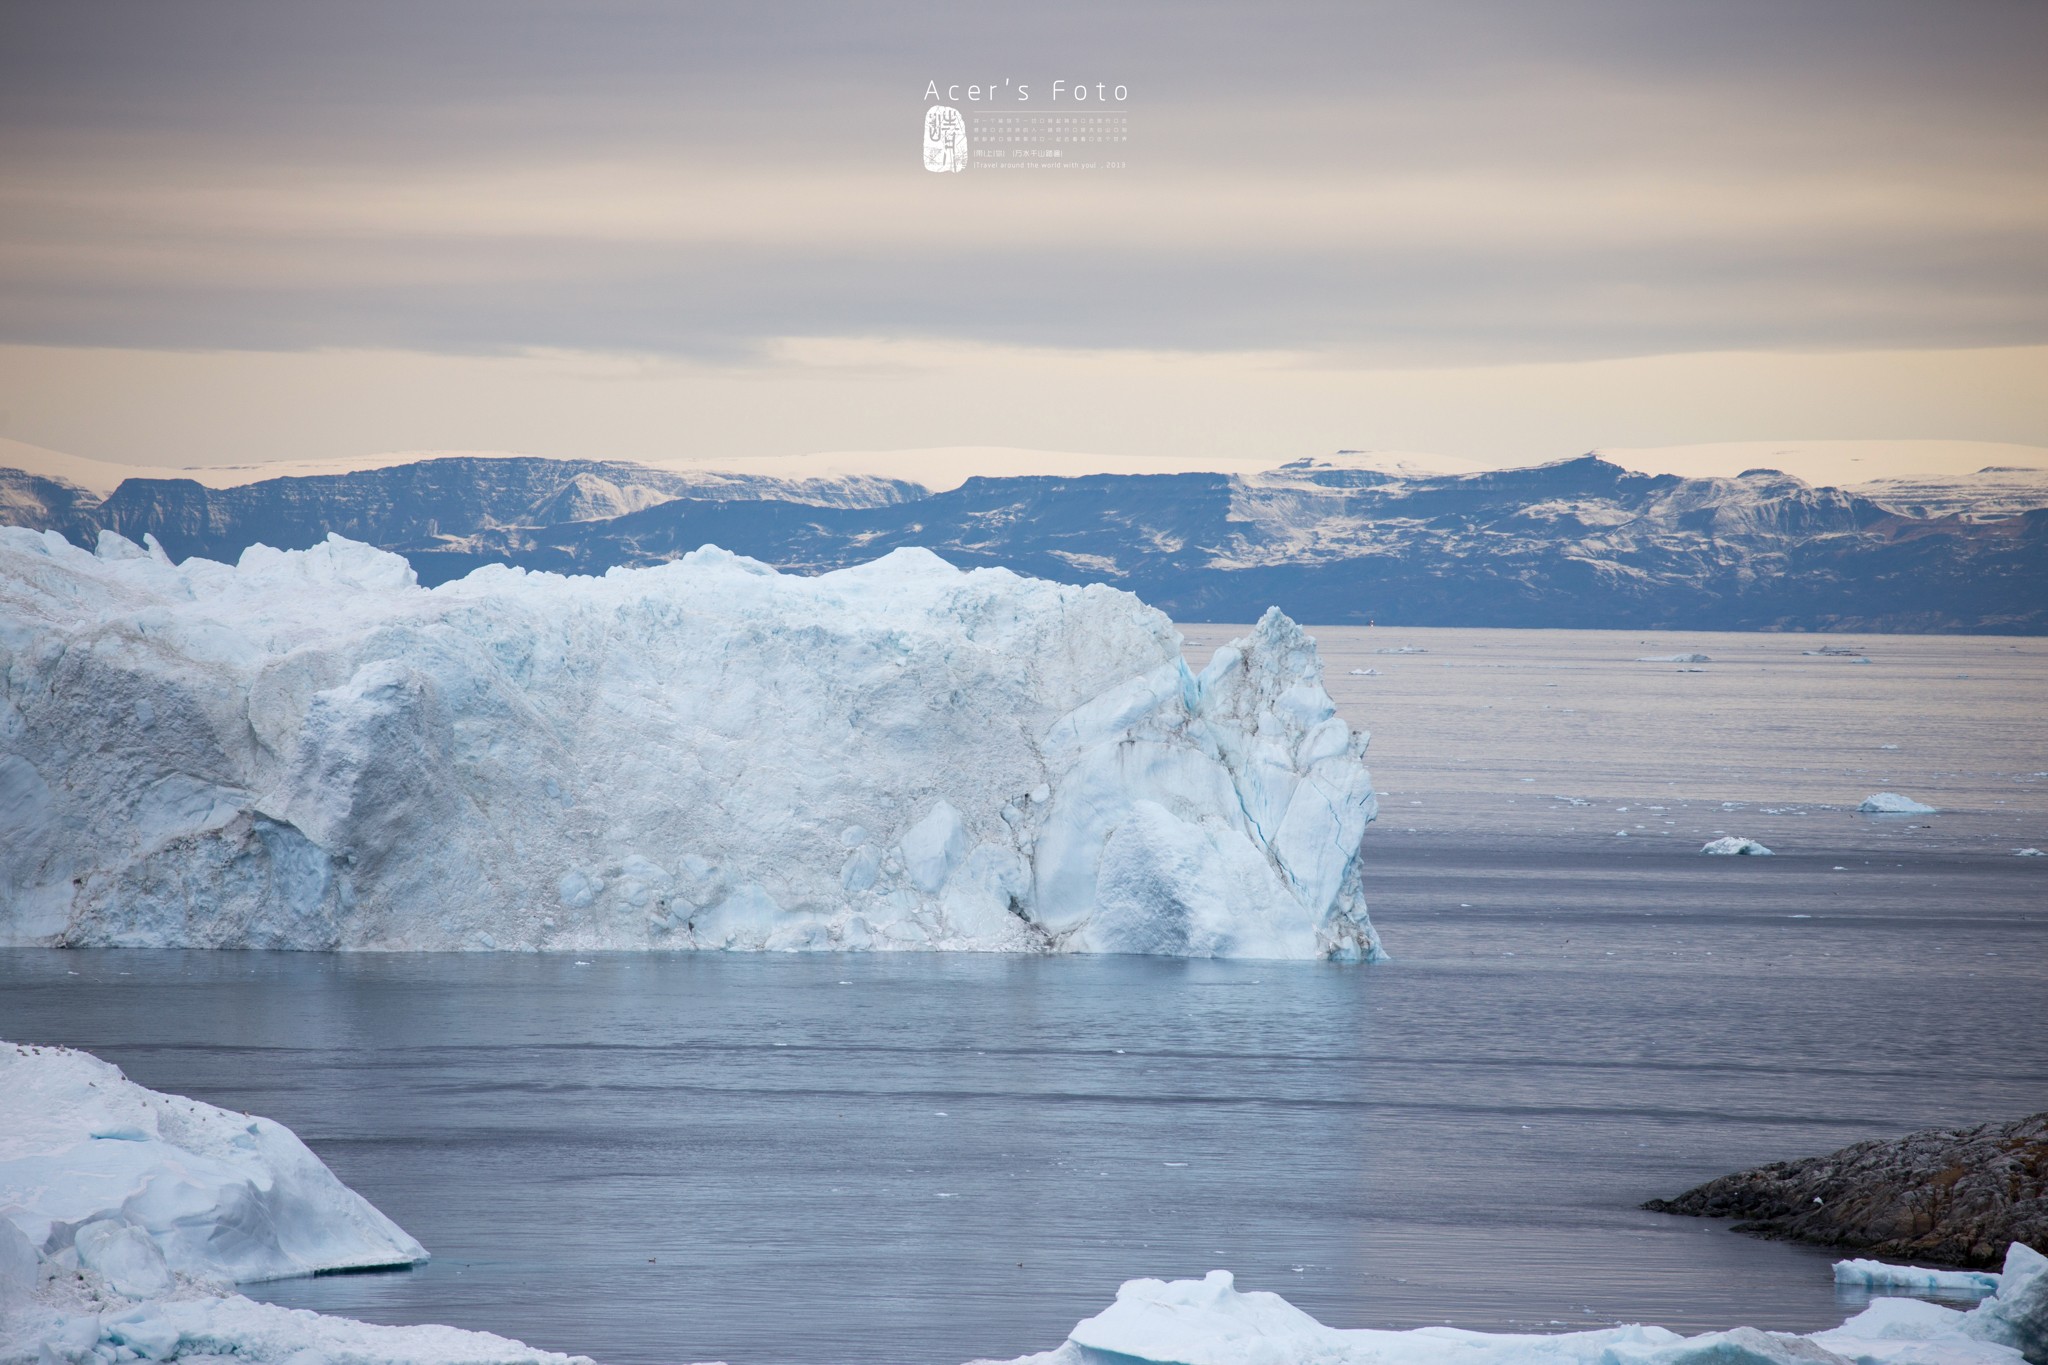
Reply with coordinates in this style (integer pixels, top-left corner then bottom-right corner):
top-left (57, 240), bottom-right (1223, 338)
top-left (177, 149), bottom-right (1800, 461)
top-left (3, 339), bottom-right (2044, 474)
top-left (0, 1), bottom-right (2043, 365)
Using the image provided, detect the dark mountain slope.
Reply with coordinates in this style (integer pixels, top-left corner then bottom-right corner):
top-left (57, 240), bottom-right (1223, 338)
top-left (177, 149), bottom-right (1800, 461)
top-left (22, 456), bottom-right (922, 562)
top-left (2, 453), bottom-right (2041, 632)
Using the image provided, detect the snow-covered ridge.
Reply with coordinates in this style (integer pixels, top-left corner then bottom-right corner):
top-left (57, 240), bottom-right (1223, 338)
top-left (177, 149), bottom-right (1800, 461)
top-left (0, 530), bottom-right (1381, 959)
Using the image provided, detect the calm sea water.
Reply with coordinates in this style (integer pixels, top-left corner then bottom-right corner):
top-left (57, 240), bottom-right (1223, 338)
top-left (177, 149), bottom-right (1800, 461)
top-left (2, 628), bottom-right (2043, 1365)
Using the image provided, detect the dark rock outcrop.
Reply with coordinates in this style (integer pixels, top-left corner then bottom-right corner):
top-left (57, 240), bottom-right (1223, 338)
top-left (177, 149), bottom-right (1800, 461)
top-left (1645, 1112), bottom-right (2048, 1268)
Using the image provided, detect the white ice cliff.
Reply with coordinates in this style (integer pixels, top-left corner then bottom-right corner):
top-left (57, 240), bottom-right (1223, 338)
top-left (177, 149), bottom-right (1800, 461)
top-left (0, 530), bottom-right (1381, 959)
top-left (0, 1042), bottom-right (591, 1365)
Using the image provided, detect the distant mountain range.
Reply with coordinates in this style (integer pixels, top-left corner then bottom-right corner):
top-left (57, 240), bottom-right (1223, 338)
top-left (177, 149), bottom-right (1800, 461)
top-left (4, 452), bottom-right (2044, 632)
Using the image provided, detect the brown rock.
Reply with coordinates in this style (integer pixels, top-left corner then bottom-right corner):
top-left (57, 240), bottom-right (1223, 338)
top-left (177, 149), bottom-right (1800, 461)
top-left (1644, 1112), bottom-right (2048, 1268)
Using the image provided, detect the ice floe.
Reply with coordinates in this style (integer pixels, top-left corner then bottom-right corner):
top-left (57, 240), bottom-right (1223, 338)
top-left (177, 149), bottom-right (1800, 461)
top-left (0, 530), bottom-right (1379, 960)
top-left (1860, 793), bottom-right (1940, 814)
top-left (1835, 1257), bottom-right (2002, 1297)
top-left (1701, 837), bottom-right (1773, 855)
top-left (1636, 653), bottom-right (1711, 663)
top-left (987, 1244), bottom-right (2048, 1365)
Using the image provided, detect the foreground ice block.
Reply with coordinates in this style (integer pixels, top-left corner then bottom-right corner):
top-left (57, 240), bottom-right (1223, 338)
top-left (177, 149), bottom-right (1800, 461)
top-left (4, 1293), bottom-right (598, 1365)
top-left (0, 1041), bottom-right (595, 1365)
top-left (0, 531), bottom-right (1380, 959)
top-left (985, 1246), bottom-right (2048, 1365)
top-left (0, 1041), bottom-right (425, 1285)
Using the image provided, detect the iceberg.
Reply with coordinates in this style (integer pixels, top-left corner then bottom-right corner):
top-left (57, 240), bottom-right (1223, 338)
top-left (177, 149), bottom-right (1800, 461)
top-left (0, 1041), bottom-right (425, 1285)
top-left (1860, 793), bottom-right (1939, 814)
top-left (1835, 1257), bottom-right (2002, 1297)
top-left (1701, 837), bottom-right (1773, 855)
top-left (1, 1041), bottom-right (586, 1365)
top-left (988, 1245), bottom-right (2048, 1365)
top-left (4, 1293), bottom-right (597, 1365)
top-left (1637, 653), bottom-right (1712, 663)
top-left (0, 530), bottom-right (1380, 960)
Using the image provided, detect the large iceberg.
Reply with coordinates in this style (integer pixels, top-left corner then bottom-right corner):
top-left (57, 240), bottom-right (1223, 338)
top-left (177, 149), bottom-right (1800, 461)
top-left (984, 1246), bottom-right (2048, 1365)
top-left (0, 529), bottom-right (1381, 959)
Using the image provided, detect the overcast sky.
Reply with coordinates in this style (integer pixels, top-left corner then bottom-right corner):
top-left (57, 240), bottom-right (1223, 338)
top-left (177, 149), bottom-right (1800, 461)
top-left (1, 1), bottom-right (2044, 471)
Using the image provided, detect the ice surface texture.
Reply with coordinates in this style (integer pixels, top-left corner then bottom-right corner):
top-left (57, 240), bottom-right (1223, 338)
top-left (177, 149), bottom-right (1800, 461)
top-left (0, 530), bottom-right (1380, 960)
top-left (0, 1041), bottom-right (425, 1286)
top-left (987, 1245), bottom-right (2048, 1365)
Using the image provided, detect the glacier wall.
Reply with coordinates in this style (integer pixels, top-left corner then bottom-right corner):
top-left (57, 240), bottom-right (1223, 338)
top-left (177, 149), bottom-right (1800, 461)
top-left (0, 529), bottom-right (1380, 959)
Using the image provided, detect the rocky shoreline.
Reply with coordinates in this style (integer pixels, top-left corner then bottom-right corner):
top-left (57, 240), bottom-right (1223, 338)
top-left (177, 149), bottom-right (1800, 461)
top-left (1646, 1112), bottom-right (2047, 1268)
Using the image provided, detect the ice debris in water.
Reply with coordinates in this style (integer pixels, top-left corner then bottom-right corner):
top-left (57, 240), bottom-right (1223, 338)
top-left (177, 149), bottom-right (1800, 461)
top-left (1834, 1257), bottom-right (2002, 1297)
top-left (2016, 848), bottom-right (2044, 857)
top-left (1700, 837), bottom-right (1773, 855)
top-left (1635, 653), bottom-right (1711, 663)
top-left (991, 1244), bottom-right (2048, 1365)
top-left (0, 531), bottom-right (1380, 960)
top-left (1860, 793), bottom-right (1939, 814)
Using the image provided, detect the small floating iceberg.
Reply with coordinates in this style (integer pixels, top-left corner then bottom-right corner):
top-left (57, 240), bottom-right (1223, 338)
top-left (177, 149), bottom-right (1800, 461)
top-left (1701, 837), bottom-right (1773, 855)
top-left (992, 1244), bottom-right (2048, 1365)
top-left (1860, 793), bottom-right (1939, 814)
top-left (1835, 1257), bottom-right (2002, 1297)
top-left (1637, 653), bottom-right (1711, 663)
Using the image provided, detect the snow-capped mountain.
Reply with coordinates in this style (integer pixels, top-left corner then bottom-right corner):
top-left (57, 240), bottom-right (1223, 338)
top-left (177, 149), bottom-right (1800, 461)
top-left (3, 451), bottom-right (2043, 632)
top-left (1848, 467), bottom-right (2048, 522)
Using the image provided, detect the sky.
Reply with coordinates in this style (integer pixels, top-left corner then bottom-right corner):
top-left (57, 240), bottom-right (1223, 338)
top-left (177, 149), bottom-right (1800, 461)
top-left (1, 0), bottom-right (2045, 478)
